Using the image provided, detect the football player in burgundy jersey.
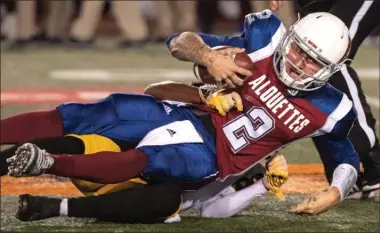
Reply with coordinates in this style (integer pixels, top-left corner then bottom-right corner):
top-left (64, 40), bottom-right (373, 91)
top-left (5, 11), bottom-right (357, 218)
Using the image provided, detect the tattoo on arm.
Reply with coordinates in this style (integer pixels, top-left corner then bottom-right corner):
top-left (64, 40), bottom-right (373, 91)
top-left (169, 32), bottom-right (215, 66)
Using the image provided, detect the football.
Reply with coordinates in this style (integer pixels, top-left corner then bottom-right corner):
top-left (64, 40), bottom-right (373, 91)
top-left (193, 46), bottom-right (254, 85)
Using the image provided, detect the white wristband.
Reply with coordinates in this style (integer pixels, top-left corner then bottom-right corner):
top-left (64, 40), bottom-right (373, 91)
top-left (330, 163), bottom-right (358, 201)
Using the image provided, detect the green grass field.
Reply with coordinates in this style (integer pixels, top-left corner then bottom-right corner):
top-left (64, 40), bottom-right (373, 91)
top-left (1, 195), bottom-right (379, 232)
top-left (1, 42), bottom-right (379, 232)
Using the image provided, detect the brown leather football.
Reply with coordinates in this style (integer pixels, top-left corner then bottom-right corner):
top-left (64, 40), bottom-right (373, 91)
top-left (193, 46), bottom-right (254, 85)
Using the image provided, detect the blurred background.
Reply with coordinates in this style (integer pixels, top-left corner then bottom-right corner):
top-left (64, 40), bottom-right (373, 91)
top-left (3, 0), bottom-right (378, 49)
top-left (0, 0), bottom-right (298, 47)
top-left (0, 0), bottom-right (379, 163)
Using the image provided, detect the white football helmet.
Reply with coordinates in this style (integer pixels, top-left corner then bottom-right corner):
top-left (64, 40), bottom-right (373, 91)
top-left (275, 12), bottom-right (351, 91)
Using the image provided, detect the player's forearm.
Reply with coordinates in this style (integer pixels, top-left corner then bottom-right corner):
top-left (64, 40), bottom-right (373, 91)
top-left (201, 179), bottom-right (268, 218)
top-left (169, 32), bottom-right (214, 66)
top-left (144, 81), bottom-right (202, 104)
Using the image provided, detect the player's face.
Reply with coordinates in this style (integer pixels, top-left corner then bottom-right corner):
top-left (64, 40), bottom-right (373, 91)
top-left (285, 42), bottom-right (323, 80)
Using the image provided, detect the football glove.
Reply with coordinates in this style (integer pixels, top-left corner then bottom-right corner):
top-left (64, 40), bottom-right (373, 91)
top-left (263, 151), bottom-right (289, 200)
top-left (199, 84), bottom-right (243, 116)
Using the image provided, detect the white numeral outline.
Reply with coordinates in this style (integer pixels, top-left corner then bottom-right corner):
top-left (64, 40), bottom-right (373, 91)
top-left (245, 9), bottom-right (272, 24)
top-left (223, 107), bottom-right (275, 153)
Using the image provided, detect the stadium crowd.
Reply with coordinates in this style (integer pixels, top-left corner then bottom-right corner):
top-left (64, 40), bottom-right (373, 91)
top-left (0, 0), bottom-right (328, 49)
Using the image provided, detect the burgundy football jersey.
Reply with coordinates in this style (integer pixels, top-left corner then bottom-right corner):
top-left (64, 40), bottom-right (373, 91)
top-left (196, 56), bottom-right (354, 179)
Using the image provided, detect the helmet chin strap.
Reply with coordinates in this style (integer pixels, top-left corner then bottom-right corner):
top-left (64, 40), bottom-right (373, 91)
top-left (336, 58), bottom-right (353, 69)
top-left (289, 13), bottom-right (301, 30)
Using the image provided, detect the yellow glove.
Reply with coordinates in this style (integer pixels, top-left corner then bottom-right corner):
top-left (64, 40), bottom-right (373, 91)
top-left (199, 85), bottom-right (243, 116)
top-left (263, 151), bottom-right (289, 200)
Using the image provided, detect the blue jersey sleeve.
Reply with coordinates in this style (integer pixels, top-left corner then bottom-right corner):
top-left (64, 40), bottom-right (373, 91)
top-left (166, 10), bottom-right (285, 55)
top-left (329, 108), bottom-right (357, 138)
top-left (242, 10), bottom-right (284, 54)
top-left (308, 84), bottom-right (359, 171)
top-left (307, 84), bottom-right (358, 139)
top-left (313, 134), bottom-right (360, 172)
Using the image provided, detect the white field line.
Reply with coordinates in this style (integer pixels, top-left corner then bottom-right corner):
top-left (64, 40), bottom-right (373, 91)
top-left (50, 69), bottom-right (197, 82)
top-left (365, 95), bottom-right (379, 108)
top-left (355, 68), bottom-right (379, 79)
top-left (50, 68), bottom-right (379, 82)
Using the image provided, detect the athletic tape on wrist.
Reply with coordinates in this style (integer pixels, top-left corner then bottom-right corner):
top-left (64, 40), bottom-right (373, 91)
top-left (330, 163), bottom-right (358, 201)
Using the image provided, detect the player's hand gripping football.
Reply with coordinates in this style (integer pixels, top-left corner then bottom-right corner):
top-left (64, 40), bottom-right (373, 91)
top-left (290, 187), bottom-right (341, 215)
top-left (199, 85), bottom-right (243, 116)
top-left (204, 47), bottom-right (252, 88)
top-left (263, 151), bottom-right (289, 200)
